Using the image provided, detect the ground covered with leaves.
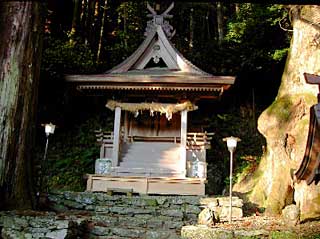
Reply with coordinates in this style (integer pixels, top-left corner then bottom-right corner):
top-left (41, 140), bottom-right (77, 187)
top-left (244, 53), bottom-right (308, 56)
top-left (214, 216), bottom-right (320, 238)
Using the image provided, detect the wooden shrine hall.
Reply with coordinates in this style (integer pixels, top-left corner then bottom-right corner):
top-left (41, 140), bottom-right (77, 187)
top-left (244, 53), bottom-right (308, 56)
top-left (66, 3), bottom-right (235, 195)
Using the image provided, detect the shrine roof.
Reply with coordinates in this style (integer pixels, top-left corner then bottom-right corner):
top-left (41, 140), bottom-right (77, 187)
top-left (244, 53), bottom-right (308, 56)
top-left (66, 68), bottom-right (234, 93)
top-left (66, 3), bottom-right (235, 95)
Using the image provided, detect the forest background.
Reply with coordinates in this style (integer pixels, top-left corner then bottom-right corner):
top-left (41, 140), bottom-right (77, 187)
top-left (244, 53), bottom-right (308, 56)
top-left (36, 1), bottom-right (292, 196)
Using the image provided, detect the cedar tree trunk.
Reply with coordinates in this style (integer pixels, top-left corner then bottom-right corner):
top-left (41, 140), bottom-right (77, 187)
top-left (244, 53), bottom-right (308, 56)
top-left (233, 5), bottom-right (320, 218)
top-left (0, 1), bottom-right (44, 209)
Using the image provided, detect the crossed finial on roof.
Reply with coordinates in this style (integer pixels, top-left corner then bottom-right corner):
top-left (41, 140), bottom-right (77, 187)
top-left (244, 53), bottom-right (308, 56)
top-left (145, 2), bottom-right (176, 39)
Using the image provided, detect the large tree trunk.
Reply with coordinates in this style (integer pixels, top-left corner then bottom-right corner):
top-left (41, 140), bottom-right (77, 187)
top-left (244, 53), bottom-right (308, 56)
top-left (233, 5), bottom-right (320, 218)
top-left (0, 1), bottom-right (44, 209)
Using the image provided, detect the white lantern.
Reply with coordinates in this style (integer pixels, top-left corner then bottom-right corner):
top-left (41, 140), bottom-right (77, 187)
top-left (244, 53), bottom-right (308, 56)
top-left (223, 136), bottom-right (240, 153)
top-left (44, 123), bottom-right (55, 136)
top-left (223, 136), bottom-right (241, 223)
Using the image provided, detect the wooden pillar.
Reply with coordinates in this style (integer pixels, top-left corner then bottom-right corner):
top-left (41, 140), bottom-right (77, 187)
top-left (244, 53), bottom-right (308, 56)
top-left (112, 107), bottom-right (121, 167)
top-left (180, 110), bottom-right (188, 177)
top-left (124, 111), bottom-right (128, 142)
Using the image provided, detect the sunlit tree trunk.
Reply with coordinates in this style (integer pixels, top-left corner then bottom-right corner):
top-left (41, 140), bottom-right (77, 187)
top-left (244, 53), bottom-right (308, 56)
top-left (120, 2), bottom-right (129, 51)
top-left (216, 2), bottom-right (224, 44)
top-left (80, 0), bottom-right (88, 44)
top-left (234, 5), bottom-right (320, 218)
top-left (235, 3), bottom-right (240, 14)
top-left (70, 0), bottom-right (80, 41)
top-left (189, 8), bottom-right (194, 50)
top-left (96, 0), bottom-right (108, 63)
top-left (0, 1), bottom-right (44, 209)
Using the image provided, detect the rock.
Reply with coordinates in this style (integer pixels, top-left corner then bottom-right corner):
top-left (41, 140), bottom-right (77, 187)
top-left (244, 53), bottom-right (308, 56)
top-left (125, 197), bottom-right (146, 206)
top-left (181, 225), bottom-right (233, 239)
top-left (146, 217), bottom-right (164, 228)
top-left (156, 197), bottom-right (167, 205)
top-left (164, 220), bottom-right (184, 229)
top-left (62, 199), bottom-right (84, 209)
top-left (91, 225), bottom-right (110, 236)
top-left (46, 229), bottom-right (69, 238)
top-left (118, 216), bottom-right (147, 228)
top-left (161, 209), bottom-right (183, 218)
top-left (111, 227), bottom-right (145, 238)
top-left (145, 230), bottom-right (179, 239)
top-left (55, 220), bottom-right (70, 229)
top-left (185, 205), bottom-right (201, 214)
top-left (91, 214), bottom-right (118, 226)
top-left (198, 208), bottom-right (216, 226)
top-left (95, 205), bottom-right (110, 213)
top-left (169, 197), bottom-right (185, 205)
top-left (220, 206), bottom-right (243, 221)
top-left (199, 196), bottom-right (243, 221)
top-left (282, 204), bottom-right (300, 226)
top-left (200, 197), bottom-right (243, 208)
top-left (294, 181), bottom-right (320, 221)
top-left (75, 193), bottom-right (96, 205)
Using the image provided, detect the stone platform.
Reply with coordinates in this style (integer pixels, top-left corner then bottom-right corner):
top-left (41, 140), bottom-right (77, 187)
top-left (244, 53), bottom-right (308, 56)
top-left (0, 192), bottom-right (246, 239)
top-left (0, 191), bottom-right (203, 239)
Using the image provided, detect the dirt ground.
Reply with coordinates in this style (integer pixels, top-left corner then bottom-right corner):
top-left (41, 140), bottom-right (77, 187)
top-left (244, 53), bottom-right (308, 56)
top-left (215, 215), bottom-right (320, 238)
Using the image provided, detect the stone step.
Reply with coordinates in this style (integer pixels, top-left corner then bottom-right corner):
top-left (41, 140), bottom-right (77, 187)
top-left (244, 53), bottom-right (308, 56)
top-left (119, 142), bottom-right (181, 177)
top-left (119, 162), bottom-right (180, 168)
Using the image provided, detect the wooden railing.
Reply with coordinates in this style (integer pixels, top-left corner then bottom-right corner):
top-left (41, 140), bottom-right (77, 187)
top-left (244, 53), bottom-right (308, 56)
top-left (186, 132), bottom-right (214, 150)
top-left (127, 135), bottom-right (181, 143)
top-left (95, 130), bottom-right (116, 159)
top-left (95, 130), bottom-right (213, 149)
top-left (95, 130), bottom-right (114, 145)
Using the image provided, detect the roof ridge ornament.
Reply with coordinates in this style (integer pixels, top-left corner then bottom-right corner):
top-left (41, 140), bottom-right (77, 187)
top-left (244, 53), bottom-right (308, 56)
top-left (145, 2), bottom-right (176, 39)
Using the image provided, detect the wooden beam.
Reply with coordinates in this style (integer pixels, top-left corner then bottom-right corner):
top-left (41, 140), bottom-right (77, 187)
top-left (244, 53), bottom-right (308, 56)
top-left (181, 110), bottom-right (188, 177)
top-left (304, 73), bottom-right (320, 102)
top-left (112, 106), bottom-right (121, 167)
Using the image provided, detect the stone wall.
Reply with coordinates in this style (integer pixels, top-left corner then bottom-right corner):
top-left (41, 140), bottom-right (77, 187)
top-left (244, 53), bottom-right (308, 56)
top-left (1, 191), bottom-right (203, 239)
top-left (0, 211), bottom-right (79, 239)
top-left (0, 192), bottom-right (244, 239)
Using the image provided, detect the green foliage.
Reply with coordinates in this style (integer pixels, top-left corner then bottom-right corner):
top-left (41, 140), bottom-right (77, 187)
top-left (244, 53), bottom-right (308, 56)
top-left (104, 1), bottom-right (147, 68)
top-left (272, 48), bottom-right (289, 62)
top-left (205, 104), bottom-right (266, 194)
top-left (224, 4), bottom-right (290, 72)
top-left (41, 35), bottom-right (96, 80)
top-left (43, 116), bottom-right (112, 191)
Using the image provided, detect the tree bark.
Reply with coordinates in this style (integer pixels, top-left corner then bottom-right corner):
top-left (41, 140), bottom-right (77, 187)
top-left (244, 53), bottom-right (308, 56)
top-left (189, 8), bottom-right (194, 49)
top-left (233, 5), bottom-right (320, 217)
top-left (0, 1), bottom-right (44, 209)
top-left (96, 0), bottom-right (108, 63)
top-left (216, 2), bottom-right (224, 44)
top-left (70, 0), bottom-right (80, 41)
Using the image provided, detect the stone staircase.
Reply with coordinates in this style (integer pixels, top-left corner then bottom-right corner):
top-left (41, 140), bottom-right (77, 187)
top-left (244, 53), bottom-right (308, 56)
top-left (113, 142), bottom-right (184, 177)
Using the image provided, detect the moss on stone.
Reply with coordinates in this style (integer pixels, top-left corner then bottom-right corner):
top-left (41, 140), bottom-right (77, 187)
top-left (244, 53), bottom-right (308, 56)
top-left (145, 198), bottom-right (158, 207)
top-left (266, 95), bottom-right (293, 124)
top-left (269, 231), bottom-right (298, 239)
top-left (266, 93), bottom-right (316, 131)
